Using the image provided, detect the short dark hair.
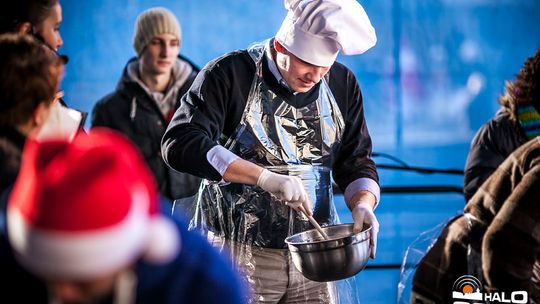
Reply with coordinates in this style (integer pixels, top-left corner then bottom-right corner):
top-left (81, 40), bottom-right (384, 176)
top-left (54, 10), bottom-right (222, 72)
top-left (0, 33), bottom-right (63, 126)
top-left (0, 0), bottom-right (59, 34)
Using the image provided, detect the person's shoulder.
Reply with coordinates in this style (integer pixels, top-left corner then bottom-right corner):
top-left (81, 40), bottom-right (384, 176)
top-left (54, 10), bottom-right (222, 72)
top-left (472, 108), bottom-right (520, 147)
top-left (177, 54), bottom-right (201, 73)
top-left (94, 91), bottom-right (118, 105)
top-left (143, 217), bottom-right (247, 303)
top-left (202, 50), bottom-right (254, 75)
top-left (93, 87), bottom-right (132, 111)
top-left (330, 61), bottom-right (355, 78)
top-left (482, 109), bottom-right (517, 136)
top-left (91, 93), bottom-right (120, 117)
top-left (330, 60), bottom-right (351, 72)
top-left (492, 108), bottom-right (513, 123)
top-left (328, 61), bottom-right (358, 90)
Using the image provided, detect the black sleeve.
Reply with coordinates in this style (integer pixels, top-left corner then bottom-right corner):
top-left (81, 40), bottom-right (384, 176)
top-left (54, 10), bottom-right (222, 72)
top-left (329, 65), bottom-right (379, 192)
top-left (176, 55), bottom-right (200, 105)
top-left (463, 117), bottom-right (520, 201)
top-left (162, 52), bottom-right (254, 181)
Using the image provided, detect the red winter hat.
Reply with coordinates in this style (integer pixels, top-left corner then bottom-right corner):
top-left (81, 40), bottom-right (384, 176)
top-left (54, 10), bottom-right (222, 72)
top-left (7, 128), bottom-right (180, 280)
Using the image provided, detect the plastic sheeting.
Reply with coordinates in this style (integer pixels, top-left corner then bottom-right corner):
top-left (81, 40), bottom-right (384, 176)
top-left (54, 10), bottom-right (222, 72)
top-left (398, 213), bottom-right (487, 304)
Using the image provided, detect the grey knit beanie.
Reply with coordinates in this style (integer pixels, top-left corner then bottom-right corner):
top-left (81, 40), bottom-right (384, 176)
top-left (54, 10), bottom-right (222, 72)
top-left (133, 7), bottom-right (181, 56)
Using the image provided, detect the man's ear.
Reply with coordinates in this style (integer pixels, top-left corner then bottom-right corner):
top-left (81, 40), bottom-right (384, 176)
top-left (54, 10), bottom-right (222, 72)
top-left (274, 39), bottom-right (287, 54)
top-left (16, 22), bottom-right (32, 34)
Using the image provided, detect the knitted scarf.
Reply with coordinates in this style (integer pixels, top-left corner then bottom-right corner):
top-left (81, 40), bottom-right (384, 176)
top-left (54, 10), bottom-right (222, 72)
top-left (517, 103), bottom-right (540, 139)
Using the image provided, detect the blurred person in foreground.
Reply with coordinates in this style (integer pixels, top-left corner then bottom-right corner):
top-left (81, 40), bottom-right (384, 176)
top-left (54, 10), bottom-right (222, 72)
top-left (463, 49), bottom-right (540, 201)
top-left (0, 128), bottom-right (247, 303)
top-left (161, 0), bottom-right (380, 302)
top-left (92, 7), bottom-right (201, 202)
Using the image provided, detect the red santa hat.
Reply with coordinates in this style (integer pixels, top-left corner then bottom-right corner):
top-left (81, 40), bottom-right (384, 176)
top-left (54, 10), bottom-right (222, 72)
top-left (7, 128), bottom-right (180, 280)
top-left (275, 0), bottom-right (377, 67)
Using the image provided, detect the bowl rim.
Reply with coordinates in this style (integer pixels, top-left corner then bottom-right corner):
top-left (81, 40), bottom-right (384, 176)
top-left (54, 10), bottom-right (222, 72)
top-left (284, 223), bottom-right (371, 246)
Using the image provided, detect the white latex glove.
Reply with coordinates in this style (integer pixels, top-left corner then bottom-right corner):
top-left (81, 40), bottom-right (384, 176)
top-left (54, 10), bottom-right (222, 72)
top-left (256, 169), bottom-right (312, 215)
top-left (352, 201), bottom-right (379, 258)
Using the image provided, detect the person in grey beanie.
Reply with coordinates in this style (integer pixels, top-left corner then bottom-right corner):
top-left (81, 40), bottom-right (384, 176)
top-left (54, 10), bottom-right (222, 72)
top-left (92, 7), bottom-right (201, 203)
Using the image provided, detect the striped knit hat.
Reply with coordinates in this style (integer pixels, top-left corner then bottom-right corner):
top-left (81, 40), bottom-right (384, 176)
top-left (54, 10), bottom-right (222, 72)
top-left (133, 7), bottom-right (181, 56)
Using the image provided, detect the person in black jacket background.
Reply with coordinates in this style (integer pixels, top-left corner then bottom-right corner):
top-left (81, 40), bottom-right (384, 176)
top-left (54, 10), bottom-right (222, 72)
top-left (92, 7), bottom-right (201, 202)
top-left (463, 48), bottom-right (540, 201)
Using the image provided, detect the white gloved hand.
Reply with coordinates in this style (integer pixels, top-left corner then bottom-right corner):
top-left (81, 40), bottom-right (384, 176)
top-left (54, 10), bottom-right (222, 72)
top-left (256, 169), bottom-right (312, 215)
top-left (352, 201), bottom-right (379, 258)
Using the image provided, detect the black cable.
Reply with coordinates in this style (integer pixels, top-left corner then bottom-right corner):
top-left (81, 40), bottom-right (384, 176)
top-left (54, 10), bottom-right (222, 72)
top-left (381, 185), bottom-right (463, 194)
top-left (365, 264), bottom-right (402, 269)
top-left (376, 164), bottom-right (464, 175)
top-left (372, 152), bottom-right (410, 168)
top-left (373, 152), bottom-right (464, 175)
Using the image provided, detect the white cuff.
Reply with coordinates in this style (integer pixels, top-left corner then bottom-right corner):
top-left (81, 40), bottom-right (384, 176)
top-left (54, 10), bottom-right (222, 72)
top-left (344, 178), bottom-right (381, 209)
top-left (206, 145), bottom-right (240, 177)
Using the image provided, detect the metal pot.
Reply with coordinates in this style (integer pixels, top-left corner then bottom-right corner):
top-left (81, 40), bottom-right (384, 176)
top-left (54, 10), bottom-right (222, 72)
top-left (285, 223), bottom-right (371, 282)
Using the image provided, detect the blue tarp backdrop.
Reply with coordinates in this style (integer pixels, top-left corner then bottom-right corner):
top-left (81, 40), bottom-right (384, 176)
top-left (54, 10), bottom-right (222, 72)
top-left (59, 1), bottom-right (540, 303)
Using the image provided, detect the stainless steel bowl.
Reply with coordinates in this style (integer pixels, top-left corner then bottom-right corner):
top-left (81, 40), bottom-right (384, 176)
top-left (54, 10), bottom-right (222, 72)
top-left (285, 223), bottom-right (371, 282)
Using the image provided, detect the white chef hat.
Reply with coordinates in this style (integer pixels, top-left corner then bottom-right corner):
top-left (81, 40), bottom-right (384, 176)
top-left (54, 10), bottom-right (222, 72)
top-left (275, 0), bottom-right (377, 67)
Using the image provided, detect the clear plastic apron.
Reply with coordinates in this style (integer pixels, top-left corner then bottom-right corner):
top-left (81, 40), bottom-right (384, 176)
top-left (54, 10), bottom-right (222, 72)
top-left (189, 40), bottom-right (344, 248)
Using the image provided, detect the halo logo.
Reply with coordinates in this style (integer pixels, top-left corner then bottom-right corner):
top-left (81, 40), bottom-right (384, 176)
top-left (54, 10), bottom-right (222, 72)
top-left (452, 275), bottom-right (528, 304)
top-left (452, 275), bottom-right (483, 302)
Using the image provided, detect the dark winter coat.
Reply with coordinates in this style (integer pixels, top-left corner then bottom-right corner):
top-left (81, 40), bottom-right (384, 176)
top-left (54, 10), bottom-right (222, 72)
top-left (0, 125), bottom-right (25, 213)
top-left (92, 55), bottom-right (202, 201)
top-left (463, 106), bottom-right (528, 201)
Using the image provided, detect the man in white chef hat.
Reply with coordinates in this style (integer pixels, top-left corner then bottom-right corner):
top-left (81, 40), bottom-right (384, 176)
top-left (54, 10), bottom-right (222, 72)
top-left (162, 0), bottom-right (380, 301)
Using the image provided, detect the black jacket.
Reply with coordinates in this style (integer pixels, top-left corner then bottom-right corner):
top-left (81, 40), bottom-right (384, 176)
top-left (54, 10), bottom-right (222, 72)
top-left (463, 108), bottom-right (528, 201)
top-left (0, 125), bottom-right (25, 212)
top-left (92, 55), bottom-right (202, 201)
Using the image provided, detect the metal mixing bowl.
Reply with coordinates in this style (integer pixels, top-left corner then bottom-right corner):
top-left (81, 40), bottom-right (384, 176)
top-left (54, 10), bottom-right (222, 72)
top-left (285, 223), bottom-right (371, 282)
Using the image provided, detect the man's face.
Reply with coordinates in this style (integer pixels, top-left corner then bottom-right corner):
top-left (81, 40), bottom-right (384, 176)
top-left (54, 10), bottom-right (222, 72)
top-left (35, 2), bottom-right (63, 51)
top-left (138, 33), bottom-right (180, 76)
top-left (275, 45), bottom-right (331, 93)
